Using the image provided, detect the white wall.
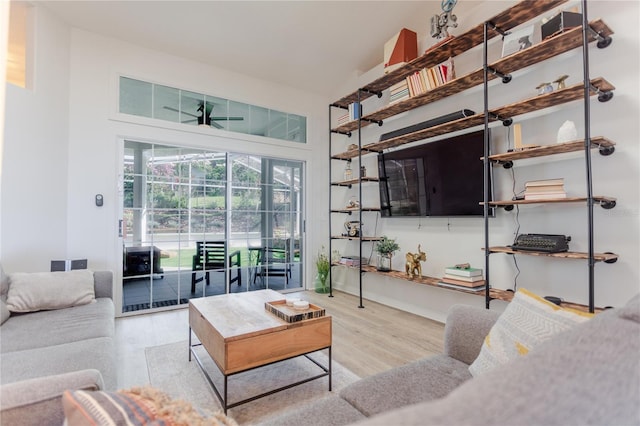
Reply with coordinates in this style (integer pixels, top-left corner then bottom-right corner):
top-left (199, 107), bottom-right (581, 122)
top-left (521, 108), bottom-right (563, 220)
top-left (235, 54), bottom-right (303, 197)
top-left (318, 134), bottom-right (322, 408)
top-left (2, 6), bottom-right (70, 271)
top-left (328, 0), bottom-right (640, 321)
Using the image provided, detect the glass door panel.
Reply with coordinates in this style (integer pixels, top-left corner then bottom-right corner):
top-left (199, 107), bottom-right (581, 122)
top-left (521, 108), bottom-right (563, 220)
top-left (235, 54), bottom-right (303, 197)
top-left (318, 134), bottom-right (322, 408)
top-left (121, 143), bottom-right (304, 313)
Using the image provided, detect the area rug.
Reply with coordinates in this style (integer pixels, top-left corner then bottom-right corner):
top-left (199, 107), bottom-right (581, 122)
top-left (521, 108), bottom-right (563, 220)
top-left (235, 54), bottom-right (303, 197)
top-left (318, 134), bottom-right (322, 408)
top-left (145, 341), bottom-right (360, 425)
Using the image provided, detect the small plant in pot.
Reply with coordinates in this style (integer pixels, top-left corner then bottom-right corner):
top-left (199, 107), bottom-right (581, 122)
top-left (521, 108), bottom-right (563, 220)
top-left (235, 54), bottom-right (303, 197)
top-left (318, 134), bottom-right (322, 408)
top-left (375, 236), bottom-right (400, 272)
top-left (314, 246), bottom-right (331, 293)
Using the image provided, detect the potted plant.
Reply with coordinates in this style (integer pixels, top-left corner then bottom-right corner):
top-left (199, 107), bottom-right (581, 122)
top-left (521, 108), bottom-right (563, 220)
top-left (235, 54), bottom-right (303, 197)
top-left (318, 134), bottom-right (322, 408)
top-left (375, 236), bottom-right (400, 272)
top-left (315, 246), bottom-right (331, 293)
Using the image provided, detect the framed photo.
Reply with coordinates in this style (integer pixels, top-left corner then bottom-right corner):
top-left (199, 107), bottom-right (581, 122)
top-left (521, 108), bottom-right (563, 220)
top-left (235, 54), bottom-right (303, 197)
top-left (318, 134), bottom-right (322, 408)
top-left (502, 25), bottom-right (535, 58)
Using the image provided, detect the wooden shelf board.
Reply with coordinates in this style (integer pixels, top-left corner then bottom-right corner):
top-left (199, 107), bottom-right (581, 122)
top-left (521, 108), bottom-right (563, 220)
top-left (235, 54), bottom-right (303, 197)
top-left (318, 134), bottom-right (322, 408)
top-left (333, 265), bottom-right (602, 312)
top-left (487, 246), bottom-right (618, 262)
top-left (486, 195), bottom-right (616, 206)
top-left (331, 17), bottom-right (610, 135)
top-left (352, 78), bottom-right (613, 153)
top-left (488, 289), bottom-right (603, 313)
top-left (331, 208), bottom-right (381, 213)
top-left (331, 236), bottom-right (381, 241)
top-left (331, 0), bottom-right (568, 108)
top-left (484, 137), bottom-right (615, 162)
top-left (331, 177), bottom-right (380, 186)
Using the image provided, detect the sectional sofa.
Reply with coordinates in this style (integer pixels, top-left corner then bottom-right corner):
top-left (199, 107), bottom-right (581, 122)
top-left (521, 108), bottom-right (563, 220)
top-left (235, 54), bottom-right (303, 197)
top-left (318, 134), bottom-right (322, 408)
top-left (260, 291), bottom-right (640, 426)
top-left (0, 266), bottom-right (116, 425)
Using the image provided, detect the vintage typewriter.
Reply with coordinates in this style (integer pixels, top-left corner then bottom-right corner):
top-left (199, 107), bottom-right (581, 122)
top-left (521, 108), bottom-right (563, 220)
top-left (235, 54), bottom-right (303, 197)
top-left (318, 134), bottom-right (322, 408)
top-left (511, 233), bottom-right (571, 253)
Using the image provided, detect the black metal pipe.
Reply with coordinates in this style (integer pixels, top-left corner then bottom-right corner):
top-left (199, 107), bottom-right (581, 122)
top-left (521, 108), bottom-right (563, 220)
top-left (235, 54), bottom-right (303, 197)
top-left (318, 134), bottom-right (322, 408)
top-left (483, 21), bottom-right (491, 310)
top-left (328, 104), bottom-right (334, 297)
top-left (357, 89), bottom-right (365, 309)
top-left (581, 0), bottom-right (595, 313)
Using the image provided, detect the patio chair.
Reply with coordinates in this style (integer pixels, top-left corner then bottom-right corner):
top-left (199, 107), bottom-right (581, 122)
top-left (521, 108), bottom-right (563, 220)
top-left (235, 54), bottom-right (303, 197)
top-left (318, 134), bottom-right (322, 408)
top-left (254, 246), bottom-right (291, 286)
top-left (191, 241), bottom-right (241, 293)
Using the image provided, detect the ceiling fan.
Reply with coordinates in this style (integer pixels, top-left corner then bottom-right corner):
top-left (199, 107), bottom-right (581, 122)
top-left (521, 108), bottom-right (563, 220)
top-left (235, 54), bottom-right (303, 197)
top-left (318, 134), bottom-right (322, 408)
top-left (163, 102), bottom-right (243, 129)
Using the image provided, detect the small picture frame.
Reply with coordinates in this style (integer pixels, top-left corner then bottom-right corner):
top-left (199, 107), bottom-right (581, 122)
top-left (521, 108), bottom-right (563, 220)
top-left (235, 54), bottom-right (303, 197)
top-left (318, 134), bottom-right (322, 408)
top-left (502, 25), bottom-right (536, 58)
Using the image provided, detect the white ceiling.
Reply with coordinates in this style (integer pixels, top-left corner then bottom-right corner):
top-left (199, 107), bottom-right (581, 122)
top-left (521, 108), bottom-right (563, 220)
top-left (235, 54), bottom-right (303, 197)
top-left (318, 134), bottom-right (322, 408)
top-left (37, 1), bottom-right (444, 97)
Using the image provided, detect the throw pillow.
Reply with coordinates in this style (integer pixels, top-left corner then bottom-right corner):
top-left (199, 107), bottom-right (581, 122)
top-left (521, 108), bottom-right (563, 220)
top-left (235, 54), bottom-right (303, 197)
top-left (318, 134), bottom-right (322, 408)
top-left (468, 288), bottom-right (593, 377)
top-left (62, 386), bottom-right (238, 426)
top-left (6, 269), bottom-right (95, 313)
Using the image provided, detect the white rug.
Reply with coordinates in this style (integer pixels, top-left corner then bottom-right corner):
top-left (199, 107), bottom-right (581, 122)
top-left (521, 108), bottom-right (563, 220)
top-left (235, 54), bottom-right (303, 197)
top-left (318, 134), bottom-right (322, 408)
top-left (145, 341), bottom-right (360, 425)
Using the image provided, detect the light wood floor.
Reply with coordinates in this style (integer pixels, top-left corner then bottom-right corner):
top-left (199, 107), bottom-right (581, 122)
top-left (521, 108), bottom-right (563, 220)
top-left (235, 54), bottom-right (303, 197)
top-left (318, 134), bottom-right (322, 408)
top-left (115, 290), bottom-right (445, 389)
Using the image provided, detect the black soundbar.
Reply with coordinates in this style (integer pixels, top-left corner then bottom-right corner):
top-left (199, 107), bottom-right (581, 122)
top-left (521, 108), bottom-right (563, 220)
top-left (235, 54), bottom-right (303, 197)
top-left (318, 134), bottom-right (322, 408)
top-left (379, 109), bottom-right (475, 142)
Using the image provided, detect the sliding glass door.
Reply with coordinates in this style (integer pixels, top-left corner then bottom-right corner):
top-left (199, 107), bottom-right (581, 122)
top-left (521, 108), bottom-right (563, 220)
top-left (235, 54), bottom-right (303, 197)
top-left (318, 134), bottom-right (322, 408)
top-left (121, 141), bottom-right (304, 313)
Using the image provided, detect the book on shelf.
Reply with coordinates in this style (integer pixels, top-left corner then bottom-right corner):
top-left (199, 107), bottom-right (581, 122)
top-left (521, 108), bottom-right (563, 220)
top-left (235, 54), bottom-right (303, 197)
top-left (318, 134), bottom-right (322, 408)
top-left (441, 277), bottom-right (487, 288)
top-left (525, 178), bottom-right (564, 187)
top-left (524, 192), bottom-right (567, 200)
top-left (524, 184), bottom-right (565, 193)
top-left (403, 58), bottom-right (456, 99)
top-left (437, 281), bottom-right (485, 292)
top-left (348, 102), bottom-right (362, 121)
top-left (442, 273), bottom-right (485, 282)
top-left (444, 266), bottom-right (483, 277)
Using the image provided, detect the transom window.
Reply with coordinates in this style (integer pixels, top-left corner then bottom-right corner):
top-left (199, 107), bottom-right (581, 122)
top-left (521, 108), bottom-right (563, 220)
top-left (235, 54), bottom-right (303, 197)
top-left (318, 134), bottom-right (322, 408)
top-left (119, 77), bottom-right (307, 143)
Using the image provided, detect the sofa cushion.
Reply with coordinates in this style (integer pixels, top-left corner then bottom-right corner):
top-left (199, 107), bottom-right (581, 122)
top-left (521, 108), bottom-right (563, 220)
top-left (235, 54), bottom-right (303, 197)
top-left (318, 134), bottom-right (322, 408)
top-left (340, 354), bottom-right (471, 417)
top-left (469, 288), bottom-right (592, 377)
top-left (0, 300), bottom-right (9, 325)
top-left (0, 298), bottom-right (114, 353)
top-left (352, 299), bottom-right (640, 426)
top-left (62, 385), bottom-right (238, 426)
top-left (0, 370), bottom-right (104, 426)
top-left (0, 337), bottom-right (117, 390)
top-left (6, 270), bottom-right (95, 313)
top-left (259, 395), bottom-right (366, 426)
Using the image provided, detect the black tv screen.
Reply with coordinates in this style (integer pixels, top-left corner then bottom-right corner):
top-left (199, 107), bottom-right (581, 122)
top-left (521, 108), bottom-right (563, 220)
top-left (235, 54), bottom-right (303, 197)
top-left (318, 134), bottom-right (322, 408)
top-left (378, 129), bottom-right (492, 217)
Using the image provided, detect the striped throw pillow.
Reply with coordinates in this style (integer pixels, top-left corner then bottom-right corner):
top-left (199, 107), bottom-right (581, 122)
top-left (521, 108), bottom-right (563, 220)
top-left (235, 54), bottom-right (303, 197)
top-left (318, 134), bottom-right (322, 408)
top-left (469, 288), bottom-right (593, 377)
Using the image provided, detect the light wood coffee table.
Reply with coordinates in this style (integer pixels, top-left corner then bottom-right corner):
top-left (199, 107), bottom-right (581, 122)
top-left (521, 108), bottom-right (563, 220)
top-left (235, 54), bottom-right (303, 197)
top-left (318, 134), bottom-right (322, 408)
top-left (188, 289), bottom-right (332, 413)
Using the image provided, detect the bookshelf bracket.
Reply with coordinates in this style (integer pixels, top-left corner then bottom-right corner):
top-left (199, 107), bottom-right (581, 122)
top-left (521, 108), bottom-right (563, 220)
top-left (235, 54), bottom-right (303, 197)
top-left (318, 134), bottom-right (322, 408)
top-left (598, 145), bottom-right (615, 156)
top-left (490, 112), bottom-right (513, 126)
top-left (599, 199), bottom-right (616, 209)
top-left (487, 67), bottom-right (512, 84)
top-left (486, 20), bottom-right (509, 37)
top-left (331, 129), bottom-right (352, 137)
top-left (587, 26), bottom-right (613, 49)
top-left (589, 83), bottom-right (613, 102)
top-left (361, 88), bottom-right (383, 98)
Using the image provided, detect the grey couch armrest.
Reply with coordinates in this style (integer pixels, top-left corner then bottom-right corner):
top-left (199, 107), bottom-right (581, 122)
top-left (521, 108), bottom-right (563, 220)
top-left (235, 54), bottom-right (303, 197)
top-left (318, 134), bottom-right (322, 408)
top-left (0, 369), bottom-right (104, 426)
top-left (93, 270), bottom-right (113, 299)
top-left (443, 304), bottom-right (499, 365)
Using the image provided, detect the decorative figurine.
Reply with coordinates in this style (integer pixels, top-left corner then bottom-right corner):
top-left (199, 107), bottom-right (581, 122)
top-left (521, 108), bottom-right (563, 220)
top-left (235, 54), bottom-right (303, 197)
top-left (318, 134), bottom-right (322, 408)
top-left (553, 74), bottom-right (569, 90)
top-left (344, 220), bottom-right (361, 237)
top-left (344, 161), bottom-right (353, 181)
top-left (557, 120), bottom-right (578, 143)
top-left (346, 196), bottom-right (360, 209)
top-left (431, 0), bottom-right (458, 39)
top-left (405, 245), bottom-right (427, 279)
top-left (536, 82), bottom-right (554, 95)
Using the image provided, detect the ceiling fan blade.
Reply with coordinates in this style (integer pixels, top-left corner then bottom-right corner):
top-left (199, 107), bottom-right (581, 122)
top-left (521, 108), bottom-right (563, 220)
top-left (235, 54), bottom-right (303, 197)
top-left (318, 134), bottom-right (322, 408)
top-left (211, 116), bottom-right (244, 121)
top-left (163, 106), bottom-right (200, 119)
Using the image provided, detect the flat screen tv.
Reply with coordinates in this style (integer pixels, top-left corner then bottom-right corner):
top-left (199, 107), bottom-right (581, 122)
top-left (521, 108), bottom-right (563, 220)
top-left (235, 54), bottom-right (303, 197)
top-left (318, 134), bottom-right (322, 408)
top-left (378, 129), bottom-right (493, 217)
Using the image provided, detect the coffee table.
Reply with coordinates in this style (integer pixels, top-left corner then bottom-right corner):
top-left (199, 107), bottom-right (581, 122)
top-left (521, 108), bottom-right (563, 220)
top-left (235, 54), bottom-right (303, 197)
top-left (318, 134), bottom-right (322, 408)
top-left (188, 289), bottom-right (332, 413)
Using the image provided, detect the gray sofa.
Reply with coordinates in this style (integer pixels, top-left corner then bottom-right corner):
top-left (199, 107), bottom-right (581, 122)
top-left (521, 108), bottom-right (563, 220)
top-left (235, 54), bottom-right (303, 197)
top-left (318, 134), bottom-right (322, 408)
top-left (261, 293), bottom-right (640, 426)
top-left (0, 267), bottom-right (116, 425)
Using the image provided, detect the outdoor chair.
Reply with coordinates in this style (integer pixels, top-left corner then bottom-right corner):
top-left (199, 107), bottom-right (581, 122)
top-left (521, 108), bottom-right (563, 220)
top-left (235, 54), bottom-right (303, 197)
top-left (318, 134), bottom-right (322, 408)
top-left (254, 246), bottom-right (292, 286)
top-left (191, 241), bottom-right (241, 293)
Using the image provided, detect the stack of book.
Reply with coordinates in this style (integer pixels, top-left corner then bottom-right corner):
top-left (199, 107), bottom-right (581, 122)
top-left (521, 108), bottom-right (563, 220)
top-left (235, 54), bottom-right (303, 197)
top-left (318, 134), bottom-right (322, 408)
top-left (348, 102), bottom-right (362, 121)
top-left (524, 178), bottom-right (567, 200)
top-left (389, 80), bottom-right (410, 105)
top-left (438, 266), bottom-right (486, 292)
top-left (339, 256), bottom-right (365, 267)
top-left (336, 113), bottom-right (349, 126)
top-left (405, 58), bottom-right (455, 98)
